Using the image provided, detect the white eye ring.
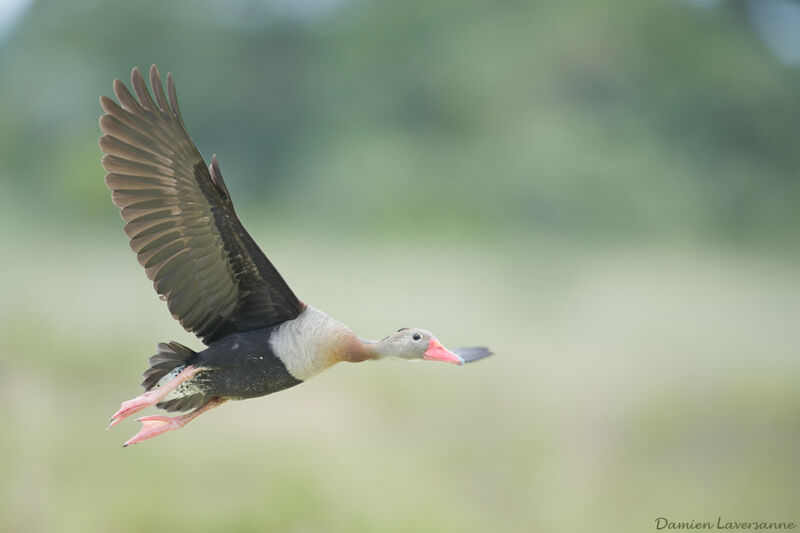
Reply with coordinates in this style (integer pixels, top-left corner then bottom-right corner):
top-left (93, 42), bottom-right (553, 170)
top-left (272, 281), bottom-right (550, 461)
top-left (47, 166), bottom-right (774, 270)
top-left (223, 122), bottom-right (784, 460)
top-left (412, 333), bottom-right (422, 341)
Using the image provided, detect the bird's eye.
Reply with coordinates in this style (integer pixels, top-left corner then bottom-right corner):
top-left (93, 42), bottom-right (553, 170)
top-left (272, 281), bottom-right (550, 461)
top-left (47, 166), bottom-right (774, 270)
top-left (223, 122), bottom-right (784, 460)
top-left (412, 333), bottom-right (422, 341)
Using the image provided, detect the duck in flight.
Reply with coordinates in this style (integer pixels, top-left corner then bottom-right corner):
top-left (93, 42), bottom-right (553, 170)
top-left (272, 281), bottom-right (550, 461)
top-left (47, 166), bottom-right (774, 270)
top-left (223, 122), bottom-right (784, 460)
top-left (99, 66), bottom-right (492, 447)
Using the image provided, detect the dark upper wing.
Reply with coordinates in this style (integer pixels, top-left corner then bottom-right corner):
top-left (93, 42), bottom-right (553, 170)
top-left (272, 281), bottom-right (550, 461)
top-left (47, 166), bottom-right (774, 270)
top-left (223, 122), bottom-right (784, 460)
top-left (98, 65), bottom-right (305, 345)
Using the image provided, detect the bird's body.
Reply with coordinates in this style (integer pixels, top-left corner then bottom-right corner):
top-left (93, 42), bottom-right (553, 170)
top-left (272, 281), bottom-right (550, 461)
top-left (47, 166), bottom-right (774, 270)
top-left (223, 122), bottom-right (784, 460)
top-left (150, 306), bottom-right (358, 410)
top-left (100, 66), bottom-right (491, 446)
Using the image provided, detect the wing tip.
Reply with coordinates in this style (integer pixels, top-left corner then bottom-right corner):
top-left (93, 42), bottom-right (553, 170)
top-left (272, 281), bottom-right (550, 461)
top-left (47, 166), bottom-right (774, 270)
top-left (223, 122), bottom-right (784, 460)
top-left (130, 66), bottom-right (143, 84)
top-left (165, 71), bottom-right (184, 126)
top-left (112, 78), bottom-right (125, 97)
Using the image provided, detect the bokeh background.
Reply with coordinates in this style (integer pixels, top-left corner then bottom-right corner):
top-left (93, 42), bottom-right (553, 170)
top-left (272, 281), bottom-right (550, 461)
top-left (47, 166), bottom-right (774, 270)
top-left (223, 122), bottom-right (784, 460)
top-left (1, 0), bottom-right (799, 531)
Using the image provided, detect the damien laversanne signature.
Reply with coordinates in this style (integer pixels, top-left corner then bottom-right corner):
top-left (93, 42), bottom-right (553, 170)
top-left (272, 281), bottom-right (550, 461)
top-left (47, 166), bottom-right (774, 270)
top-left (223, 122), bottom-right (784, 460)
top-left (655, 517), bottom-right (796, 530)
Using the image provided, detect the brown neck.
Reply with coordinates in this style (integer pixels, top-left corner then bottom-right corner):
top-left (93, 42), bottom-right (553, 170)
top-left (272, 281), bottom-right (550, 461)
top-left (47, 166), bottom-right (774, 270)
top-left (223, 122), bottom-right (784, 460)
top-left (340, 336), bottom-right (379, 363)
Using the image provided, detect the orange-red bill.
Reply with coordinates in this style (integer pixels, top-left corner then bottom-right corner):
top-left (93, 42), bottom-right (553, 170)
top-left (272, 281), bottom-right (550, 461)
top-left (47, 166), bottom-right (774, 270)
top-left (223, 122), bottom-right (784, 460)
top-left (423, 338), bottom-right (465, 366)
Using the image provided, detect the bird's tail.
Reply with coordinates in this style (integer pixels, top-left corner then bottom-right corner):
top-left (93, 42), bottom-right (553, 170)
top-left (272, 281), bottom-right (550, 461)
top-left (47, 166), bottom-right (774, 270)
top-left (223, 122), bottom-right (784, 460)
top-left (141, 341), bottom-right (197, 391)
top-left (140, 341), bottom-right (211, 412)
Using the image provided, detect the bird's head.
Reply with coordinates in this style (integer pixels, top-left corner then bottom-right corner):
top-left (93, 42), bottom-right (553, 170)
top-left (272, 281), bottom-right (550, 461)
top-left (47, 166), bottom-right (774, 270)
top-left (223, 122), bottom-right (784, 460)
top-left (376, 327), bottom-right (465, 366)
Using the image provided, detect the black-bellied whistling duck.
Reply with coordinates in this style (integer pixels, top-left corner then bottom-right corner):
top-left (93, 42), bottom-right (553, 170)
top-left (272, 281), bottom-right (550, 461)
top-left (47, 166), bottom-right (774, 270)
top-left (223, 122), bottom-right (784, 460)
top-left (99, 66), bottom-right (492, 447)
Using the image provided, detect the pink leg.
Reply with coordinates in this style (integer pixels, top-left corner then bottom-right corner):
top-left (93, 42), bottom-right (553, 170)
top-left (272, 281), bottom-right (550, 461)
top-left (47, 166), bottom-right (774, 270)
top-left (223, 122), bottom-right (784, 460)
top-left (108, 365), bottom-right (202, 428)
top-left (122, 397), bottom-right (228, 447)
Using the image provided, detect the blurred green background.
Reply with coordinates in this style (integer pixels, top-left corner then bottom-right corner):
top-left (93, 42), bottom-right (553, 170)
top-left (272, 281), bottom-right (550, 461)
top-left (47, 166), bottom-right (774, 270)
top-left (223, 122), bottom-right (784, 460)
top-left (1, 0), bottom-right (799, 531)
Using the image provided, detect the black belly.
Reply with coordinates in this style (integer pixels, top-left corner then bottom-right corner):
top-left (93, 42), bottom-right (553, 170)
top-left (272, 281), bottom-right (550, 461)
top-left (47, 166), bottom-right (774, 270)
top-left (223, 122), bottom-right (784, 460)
top-left (193, 329), bottom-right (302, 399)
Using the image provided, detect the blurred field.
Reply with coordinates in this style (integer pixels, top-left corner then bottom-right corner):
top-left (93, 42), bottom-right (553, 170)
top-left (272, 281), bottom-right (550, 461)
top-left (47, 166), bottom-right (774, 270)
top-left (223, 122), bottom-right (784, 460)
top-left (2, 0), bottom-right (800, 530)
top-left (1, 225), bottom-right (798, 533)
